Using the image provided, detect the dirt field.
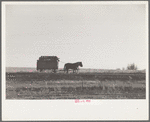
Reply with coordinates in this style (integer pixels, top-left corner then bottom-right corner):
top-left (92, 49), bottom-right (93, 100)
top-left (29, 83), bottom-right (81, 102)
top-left (6, 71), bottom-right (146, 99)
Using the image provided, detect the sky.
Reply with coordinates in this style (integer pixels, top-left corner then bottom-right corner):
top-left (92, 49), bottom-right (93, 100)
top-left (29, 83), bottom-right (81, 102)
top-left (5, 2), bottom-right (148, 69)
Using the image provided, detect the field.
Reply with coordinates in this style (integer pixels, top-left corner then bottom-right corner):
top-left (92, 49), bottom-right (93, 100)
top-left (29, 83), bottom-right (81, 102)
top-left (6, 68), bottom-right (146, 99)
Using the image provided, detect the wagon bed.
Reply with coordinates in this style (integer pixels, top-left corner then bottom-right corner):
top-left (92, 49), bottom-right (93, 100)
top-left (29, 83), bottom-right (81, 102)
top-left (37, 56), bottom-right (59, 72)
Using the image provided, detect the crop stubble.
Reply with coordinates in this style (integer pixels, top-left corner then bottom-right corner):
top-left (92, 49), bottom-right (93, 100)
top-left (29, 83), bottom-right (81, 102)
top-left (6, 72), bottom-right (146, 99)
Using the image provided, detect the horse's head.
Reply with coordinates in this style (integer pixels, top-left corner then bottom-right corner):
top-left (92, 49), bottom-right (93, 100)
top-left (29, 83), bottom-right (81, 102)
top-left (78, 62), bottom-right (83, 67)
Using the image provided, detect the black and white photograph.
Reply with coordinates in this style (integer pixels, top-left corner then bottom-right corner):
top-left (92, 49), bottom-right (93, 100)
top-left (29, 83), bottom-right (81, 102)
top-left (2, 1), bottom-right (148, 120)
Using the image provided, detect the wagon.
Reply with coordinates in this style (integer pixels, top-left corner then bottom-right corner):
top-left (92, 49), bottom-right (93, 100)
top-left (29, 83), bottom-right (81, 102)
top-left (37, 56), bottom-right (59, 73)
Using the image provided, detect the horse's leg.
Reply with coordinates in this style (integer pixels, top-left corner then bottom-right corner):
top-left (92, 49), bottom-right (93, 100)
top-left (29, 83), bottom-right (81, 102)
top-left (64, 65), bottom-right (66, 73)
top-left (64, 69), bottom-right (65, 73)
top-left (76, 68), bottom-right (79, 74)
top-left (75, 69), bottom-right (77, 73)
top-left (77, 67), bottom-right (79, 72)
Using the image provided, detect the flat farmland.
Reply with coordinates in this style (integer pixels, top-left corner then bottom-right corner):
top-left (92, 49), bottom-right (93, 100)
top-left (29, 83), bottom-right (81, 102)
top-left (6, 70), bottom-right (146, 99)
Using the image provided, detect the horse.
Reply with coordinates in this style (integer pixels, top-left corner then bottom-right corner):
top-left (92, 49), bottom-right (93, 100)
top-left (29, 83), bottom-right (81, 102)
top-left (64, 62), bottom-right (83, 73)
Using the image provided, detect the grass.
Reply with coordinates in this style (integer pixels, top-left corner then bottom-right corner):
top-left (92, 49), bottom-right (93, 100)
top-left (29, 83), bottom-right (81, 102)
top-left (6, 67), bottom-right (146, 73)
top-left (6, 72), bottom-right (145, 81)
top-left (6, 79), bottom-right (146, 99)
top-left (6, 70), bottom-right (146, 99)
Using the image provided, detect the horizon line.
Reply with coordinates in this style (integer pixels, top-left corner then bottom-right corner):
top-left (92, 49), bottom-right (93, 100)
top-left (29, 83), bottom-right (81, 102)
top-left (6, 67), bottom-right (146, 70)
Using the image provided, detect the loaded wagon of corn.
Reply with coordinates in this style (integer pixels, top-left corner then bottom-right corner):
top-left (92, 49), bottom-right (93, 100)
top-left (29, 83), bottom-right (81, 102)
top-left (37, 56), bottom-right (59, 73)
